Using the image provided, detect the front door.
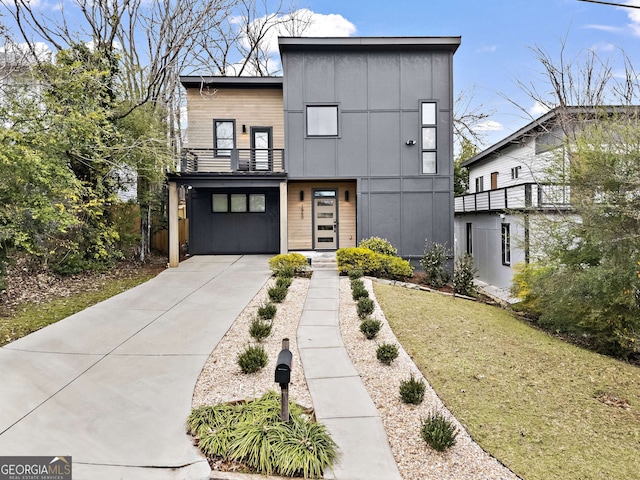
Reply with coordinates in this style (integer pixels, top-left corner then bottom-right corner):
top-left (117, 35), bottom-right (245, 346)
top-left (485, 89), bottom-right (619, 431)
top-left (251, 127), bottom-right (272, 171)
top-left (313, 189), bottom-right (338, 249)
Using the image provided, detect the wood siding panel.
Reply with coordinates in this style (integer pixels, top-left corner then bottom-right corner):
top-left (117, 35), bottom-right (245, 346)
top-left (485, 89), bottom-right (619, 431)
top-left (185, 88), bottom-right (284, 150)
top-left (287, 181), bottom-right (357, 250)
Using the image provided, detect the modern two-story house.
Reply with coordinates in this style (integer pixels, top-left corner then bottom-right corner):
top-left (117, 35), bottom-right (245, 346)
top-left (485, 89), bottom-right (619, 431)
top-left (453, 107), bottom-right (572, 292)
top-left (167, 36), bottom-right (461, 266)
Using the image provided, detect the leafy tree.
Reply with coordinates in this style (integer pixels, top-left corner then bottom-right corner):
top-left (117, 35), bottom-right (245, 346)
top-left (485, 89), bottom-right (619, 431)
top-left (454, 138), bottom-right (476, 195)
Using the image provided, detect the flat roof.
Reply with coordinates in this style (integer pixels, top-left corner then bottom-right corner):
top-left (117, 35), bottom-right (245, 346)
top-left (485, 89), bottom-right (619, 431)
top-left (278, 36), bottom-right (461, 53)
top-left (180, 76), bottom-right (283, 89)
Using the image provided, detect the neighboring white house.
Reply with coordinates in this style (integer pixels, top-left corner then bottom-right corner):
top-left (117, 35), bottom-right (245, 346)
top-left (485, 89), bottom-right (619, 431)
top-left (454, 108), bottom-right (572, 294)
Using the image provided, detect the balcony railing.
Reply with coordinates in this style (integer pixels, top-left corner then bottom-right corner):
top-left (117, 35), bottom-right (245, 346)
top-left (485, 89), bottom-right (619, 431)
top-left (179, 148), bottom-right (285, 174)
top-left (455, 183), bottom-right (571, 213)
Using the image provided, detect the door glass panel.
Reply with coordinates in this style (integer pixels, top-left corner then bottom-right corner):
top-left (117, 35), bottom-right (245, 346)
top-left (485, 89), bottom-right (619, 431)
top-left (249, 194), bottom-right (265, 212)
top-left (317, 212), bottom-right (334, 218)
top-left (318, 237), bottom-right (334, 243)
top-left (317, 225), bottom-right (334, 230)
top-left (317, 200), bottom-right (334, 206)
top-left (314, 190), bottom-right (336, 197)
top-left (231, 194), bottom-right (247, 212)
top-left (212, 194), bottom-right (228, 212)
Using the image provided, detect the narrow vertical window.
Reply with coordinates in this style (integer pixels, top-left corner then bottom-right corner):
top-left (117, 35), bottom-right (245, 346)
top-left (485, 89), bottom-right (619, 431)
top-left (501, 223), bottom-right (511, 266)
top-left (466, 223), bottom-right (473, 255)
top-left (475, 176), bottom-right (484, 192)
top-left (214, 120), bottom-right (235, 156)
top-left (421, 102), bottom-right (437, 174)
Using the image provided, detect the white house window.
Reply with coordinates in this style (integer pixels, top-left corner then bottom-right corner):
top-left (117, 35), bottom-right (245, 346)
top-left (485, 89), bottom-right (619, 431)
top-left (475, 176), bottom-right (484, 192)
top-left (306, 105), bottom-right (338, 136)
top-left (214, 120), bottom-right (235, 156)
top-left (501, 223), bottom-right (511, 266)
top-left (421, 102), bottom-right (437, 174)
top-left (511, 166), bottom-right (521, 179)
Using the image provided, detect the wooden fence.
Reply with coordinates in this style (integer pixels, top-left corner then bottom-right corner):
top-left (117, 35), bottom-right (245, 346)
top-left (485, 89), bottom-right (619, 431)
top-left (151, 219), bottom-right (189, 255)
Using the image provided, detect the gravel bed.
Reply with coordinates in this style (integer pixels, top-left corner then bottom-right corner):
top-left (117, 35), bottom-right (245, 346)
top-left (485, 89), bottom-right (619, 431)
top-left (192, 272), bottom-right (519, 479)
top-left (339, 277), bottom-right (520, 480)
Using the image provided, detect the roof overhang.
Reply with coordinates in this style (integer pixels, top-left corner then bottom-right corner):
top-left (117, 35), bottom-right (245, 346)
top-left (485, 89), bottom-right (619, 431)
top-left (278, 36), bottom-right (461, 55)
top-left (180, 76), bottom-right (283, 89)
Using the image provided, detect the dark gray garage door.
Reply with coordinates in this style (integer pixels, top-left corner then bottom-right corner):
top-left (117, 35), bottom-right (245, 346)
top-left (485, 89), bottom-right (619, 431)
top-left (189, 187), bottom-right (280, 254)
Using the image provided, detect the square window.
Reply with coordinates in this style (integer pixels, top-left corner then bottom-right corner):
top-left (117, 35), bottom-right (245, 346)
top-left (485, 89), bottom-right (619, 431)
top-left (212, 194), bottom-right (228, 212)
top-left (231, 194), bottom-right (247, 212)
top-left (306, 106), bottom-right (338, 136)
top-left (422, 152), bottom-right (437, 174)
top-left (249, 194), bottom-right (266, 212)
top-left (422, 127), bottom-right (436, 149)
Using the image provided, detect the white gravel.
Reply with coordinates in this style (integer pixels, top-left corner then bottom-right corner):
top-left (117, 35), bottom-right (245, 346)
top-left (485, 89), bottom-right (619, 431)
top-left (192, 273), bottom-right (520, 480)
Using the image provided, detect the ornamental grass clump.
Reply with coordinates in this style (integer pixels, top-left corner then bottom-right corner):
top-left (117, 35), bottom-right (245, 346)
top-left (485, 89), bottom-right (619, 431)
top-left (356, 296), bottom-right (375, 319)
top-left (187, 391), bottom-right (338, 478)
top-left (237, 344), bottom-right (268, 373)
top-left (359, 318), bottom-right (382, 339)
top-left (268, 285), bottom-right (288, 303)
top-left (257, 302), bottom-right (277, 320)
top-left (420, 410), bottom-right (458, 452)
top-left (376, 343), bottom-right (399, 365)
top-left (399, 374), bottom-right (426, 405)
top-left (276, 275), bottom-right (293, 289)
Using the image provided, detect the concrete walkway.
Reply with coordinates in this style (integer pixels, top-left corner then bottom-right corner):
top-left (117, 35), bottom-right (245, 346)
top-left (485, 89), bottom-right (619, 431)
top-left (298, 255), bottom-right (402, 480)
top-left (0, 255), bottom-right (272, 480)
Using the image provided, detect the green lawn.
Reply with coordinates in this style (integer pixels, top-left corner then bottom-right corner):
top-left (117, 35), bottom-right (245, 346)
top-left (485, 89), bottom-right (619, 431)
top-left (0, 274), bottom-right (156, 346)
top-left (374, 282), bottom-right (640, 480)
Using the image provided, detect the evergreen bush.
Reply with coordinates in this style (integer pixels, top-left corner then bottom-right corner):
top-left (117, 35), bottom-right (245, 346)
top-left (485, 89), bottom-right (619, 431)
top-left (399, 374), bottom-right (426, 405)
top-left (420, 241), bottom-right (451, 288)
top-left (358, 236), bottom-right (398, 256)
top-left (249, 317), bottom-right (272, 342)
top-left (356, 297), bottom-right (375, 318)
top-left (376, 343), bottom-right (399, 365)
top-left (268, 253), bottom-right (309, 276)
top-left (237, 345), bottom-right (268, 373)
top-left (359, 318), bottom-right (382, 339)
top-left (268, 285), bottom-right (288, 303)
top-left (453, 253), bottom-right (478, 296)
top-left (257, 302), bottom-right (277, 320)
top-left (420, 411), bottom-right (458, 452)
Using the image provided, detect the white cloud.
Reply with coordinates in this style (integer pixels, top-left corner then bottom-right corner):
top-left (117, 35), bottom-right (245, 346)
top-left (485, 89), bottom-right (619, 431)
top-left (625, 1), bottom-right (640, 35)
top-left (584, 24), bottom-right (624, 33)
top-left (591, 41), bottom-right (616, 52)
top-left (476, 45), bottom-right (497, 53)
top-left (529, 101), bottom-right (551, 117)
top-left (475, 120), bottom-right (503, 132)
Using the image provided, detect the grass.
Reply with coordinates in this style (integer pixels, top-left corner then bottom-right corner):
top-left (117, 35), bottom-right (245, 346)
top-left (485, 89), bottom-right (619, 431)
top-left (373, 282), bottom-right (640, 480)
top-left (0, 274), bottom-right (156, 347)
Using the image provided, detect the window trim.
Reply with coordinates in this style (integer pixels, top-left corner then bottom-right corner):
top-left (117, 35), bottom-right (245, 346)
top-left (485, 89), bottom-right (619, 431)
top-left (420, 101), bottom-right (437, 174)
top-left (213, 119), bottom-right (236, 157)
top-left (501, 223), bottom-right (511, 266)
top-left (305, 104), bottom-right (340, 137)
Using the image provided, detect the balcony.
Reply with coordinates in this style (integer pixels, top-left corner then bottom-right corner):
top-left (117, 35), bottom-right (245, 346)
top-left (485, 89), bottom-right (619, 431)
top-left (455, 183), bottom-right (571, 213)
top-left (179, 148), bottom-right (285, 174)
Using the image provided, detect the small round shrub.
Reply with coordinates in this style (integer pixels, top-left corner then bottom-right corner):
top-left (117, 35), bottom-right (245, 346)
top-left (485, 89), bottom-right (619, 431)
top-left (237, 345), bottom-right (268, 373)
top-left (350, 278), bottom-right (364, 290)
top-left (351, 283), bottom-right (369, 301)
top-left (348, 268), bottom-right (364, 280)
top-left (269, 253), bottom-right (309, 276)
top-left (336, 247), bottom-right (382, 275)
top-left (356, 297), bottom-right (375, 318)
top-left (249, 317), bottom-right (272, 342)
top-left (420, 411), bottom-right (458, 452)
top-left (379, 255), bottom-right (414, 280)
top-left (359, 237), bottom-right (398, 256)
top-left (376, 343), bottom-right (399, 365)
top-left (453, 253), bottom-right (478, 297)
top-left (399, 374), bottom-right (426, 405)
top-left (276, 276), bottom-right (292, 289)
top-left (268, 285), bottom-right (288, 303)
top-left (257, 302), bottom-right (277, 320)
top-left (359, 318), bottom-right (382, 339)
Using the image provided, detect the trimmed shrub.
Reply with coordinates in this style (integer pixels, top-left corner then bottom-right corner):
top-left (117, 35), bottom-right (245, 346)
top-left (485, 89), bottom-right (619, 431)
top-left (420, 411), bottom-right (458, 452)
top-left (278, 266), bottom-right (295, 278)
top-left (257, 302), bottom-right (277, 320)
top-left (348, 268), bottom-right (364, 280)
top-left (249, 317), bottom-right (272, 342)
top-left (420, 241), bottom-right (451, 288)
top-left (376, 343), bottom-right (399, 365)
top-left (268, 285), bottom-right (288, 303)
top-left (351, 282), bottom-right (369, 301)
top-left (276, 276), bottom-right (292, 289)
top-left (359, 318), bottom-right (382, 339)
top-left (453, 253), bottom-right (478, 296)
top-left (268, 253), bottom-right (309, 276)
top-left (379, 255), bottom-right (414, 280)
top-left (358, 237), bottom-right (398, 256)
top-left (237, 345), bottom-right (268, 373)
top-left (356, 296), bottom-right (375, 318)
top-left (399, 374), bottom-right (426, 405)
top-left (336, 247), bottom-right (381, 275)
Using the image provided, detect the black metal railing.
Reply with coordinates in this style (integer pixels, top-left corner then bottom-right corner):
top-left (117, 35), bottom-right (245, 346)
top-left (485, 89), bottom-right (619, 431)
top-left (455, 183), bottom-right (571, 213)
top-left (179, 148), bottom-right (285, 174)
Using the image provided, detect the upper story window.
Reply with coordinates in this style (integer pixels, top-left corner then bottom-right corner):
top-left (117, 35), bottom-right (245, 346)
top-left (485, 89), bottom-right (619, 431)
top-left (214, 119), bottom-right (235, 157)
top-left (475, 176), bottom-right (484, 192)
top-left (511, 166), bottom-right (521, 179)
top-left (421, 102), bottom-right (437, 174)
top-left (306, 105), bottom-right (339, 136)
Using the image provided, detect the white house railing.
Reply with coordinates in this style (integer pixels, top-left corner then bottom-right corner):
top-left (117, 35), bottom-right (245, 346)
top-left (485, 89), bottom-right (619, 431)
top-left (455, 183), bottom-right (571, 213)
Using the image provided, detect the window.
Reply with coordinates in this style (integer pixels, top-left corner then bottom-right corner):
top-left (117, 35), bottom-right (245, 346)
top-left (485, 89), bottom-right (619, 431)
top-left (231, 194), bottom-right (247, 212)
top-left (212, 193), bottom-right (267, 213)
top-left (214, 120), bottom-right (235, 156)
top-left (306, 105), bottom-right (338, 136)
top-left (421, 102), bottom-right (437, 174)
top-left (466, 223), bottom-right (473, 255)
top-left (511, 166), bottom-right (521, 179)
top-left (501, 223), bottom-right (511, 266)
top-left (475, 176), bottom-right (484, 192)
top-left (212, 194), bottom-right (228, 212)
top-left (249, 194), bottom-right (266, 212)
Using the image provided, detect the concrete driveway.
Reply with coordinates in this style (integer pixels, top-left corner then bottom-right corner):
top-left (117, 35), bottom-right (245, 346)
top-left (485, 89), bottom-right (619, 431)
top-left (0, 255), bottom-right (272, 480)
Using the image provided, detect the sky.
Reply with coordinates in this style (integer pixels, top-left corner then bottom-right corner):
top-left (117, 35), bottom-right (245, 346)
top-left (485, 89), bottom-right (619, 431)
top-left (292, 0), bottom-right (640, 148)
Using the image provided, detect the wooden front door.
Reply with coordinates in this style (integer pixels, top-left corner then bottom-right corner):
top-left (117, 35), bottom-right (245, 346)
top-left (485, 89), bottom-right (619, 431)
top-left (313, 189), bottom-right (338, 249)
